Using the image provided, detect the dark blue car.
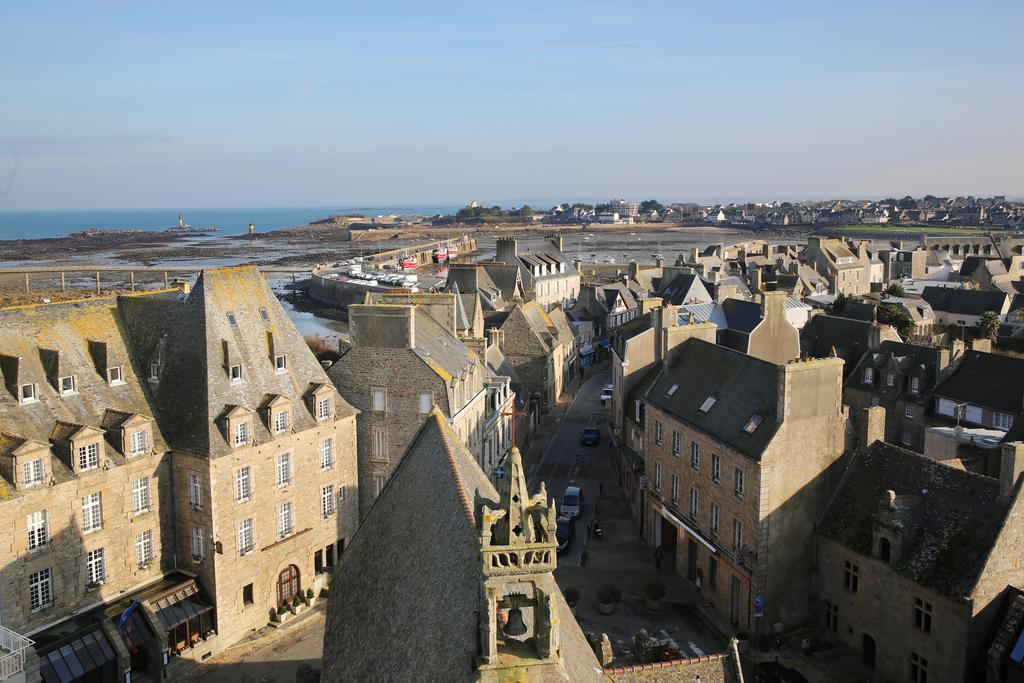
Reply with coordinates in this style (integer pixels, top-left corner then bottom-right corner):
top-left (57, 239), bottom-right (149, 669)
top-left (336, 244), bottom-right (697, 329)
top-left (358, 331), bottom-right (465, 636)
top-left (579, 427), bottom-right (600, 446)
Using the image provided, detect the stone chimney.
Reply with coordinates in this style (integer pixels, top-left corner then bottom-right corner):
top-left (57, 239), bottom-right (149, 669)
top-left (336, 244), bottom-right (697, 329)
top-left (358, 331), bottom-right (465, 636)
top-left (860, 405), bottom-right (886, 450)
top-left (550, 235), bottom-right (563, 252)
top-left (628, 261), bottom-right (639, 279)
top-left (487, 327), bottom-right (504, 349)
top-left (655, 256), bottom-right (664, 268)
top-left (999, 441), bottom-right (1024, 499)
top-left (868, 323), bottom-right (884, 351)
top-left (349, 304), bottom-right (415, 349)
top-left (689, 247), bottom-right (700, 264)
top-left (751, 268), bottom-right (764, 293)
top-left (495, 238), bottom-right (518, 265)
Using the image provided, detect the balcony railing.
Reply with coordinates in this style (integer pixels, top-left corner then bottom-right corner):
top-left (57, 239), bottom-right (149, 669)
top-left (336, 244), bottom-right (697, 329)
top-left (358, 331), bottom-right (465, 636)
top-left (0, 624), bottom-right (33, 680)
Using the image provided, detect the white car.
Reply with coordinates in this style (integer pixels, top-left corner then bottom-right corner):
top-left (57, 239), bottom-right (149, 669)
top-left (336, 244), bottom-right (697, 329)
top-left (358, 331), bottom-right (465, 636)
top-left (600, 385), bottom-right (613, 404)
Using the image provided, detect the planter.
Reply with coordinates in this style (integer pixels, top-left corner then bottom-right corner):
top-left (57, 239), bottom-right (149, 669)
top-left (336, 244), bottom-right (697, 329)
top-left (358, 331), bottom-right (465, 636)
top-left (290, 604), bottom-right (304, 615)
top-left (645, 598), bottom-right (662, 612)
top-left (598, 601), bottom-right (616, 615)
top-left (306, 597), bottom-right (317, 609)
top-left (274, 611), bottom-right (289, 624)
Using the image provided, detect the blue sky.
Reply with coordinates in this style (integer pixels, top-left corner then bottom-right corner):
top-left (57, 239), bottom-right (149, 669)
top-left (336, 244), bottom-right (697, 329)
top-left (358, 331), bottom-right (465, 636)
top-left (1, 1), bottom-right (1021, 209)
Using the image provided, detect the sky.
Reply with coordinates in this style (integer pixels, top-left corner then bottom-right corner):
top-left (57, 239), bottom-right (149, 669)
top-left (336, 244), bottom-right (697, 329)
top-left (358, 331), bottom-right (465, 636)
top-left (1, 1), bottom-right (1022, 210)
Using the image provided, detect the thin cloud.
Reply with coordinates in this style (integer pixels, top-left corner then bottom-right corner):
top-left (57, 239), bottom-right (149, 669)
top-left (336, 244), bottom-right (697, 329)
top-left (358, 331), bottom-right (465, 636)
top-left (0, 135), bottom-right (171, 154)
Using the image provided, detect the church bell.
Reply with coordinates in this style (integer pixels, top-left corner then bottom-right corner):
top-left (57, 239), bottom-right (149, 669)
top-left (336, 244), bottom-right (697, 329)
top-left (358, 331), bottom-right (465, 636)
top-left (502, 606), bottom-right (528, 638)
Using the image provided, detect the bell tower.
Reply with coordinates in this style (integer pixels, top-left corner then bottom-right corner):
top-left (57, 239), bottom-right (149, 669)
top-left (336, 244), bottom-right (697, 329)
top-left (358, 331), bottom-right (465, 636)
top-left (477, 447), bottom-right (565, 676)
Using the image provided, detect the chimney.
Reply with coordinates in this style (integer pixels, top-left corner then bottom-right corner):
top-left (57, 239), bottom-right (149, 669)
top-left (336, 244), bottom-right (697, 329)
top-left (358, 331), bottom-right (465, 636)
top-left (761, 290), bottom-right (787, 325)
top-left (487, 327), bottom-right (504, 349)
top-left (495, 238), bottom-right (518, 264)
top-left (349, 304), bottom-right (415, 349)
top-left (551, 235), bottom-right (563, 252)
top-left (999, 441), bottom-right (1024, 498)
top-left (689, 247), bottom-right (700, 264)
top-left (655, 256), bottom-right (665, 268)
top-left (628, 261), bottom-right (639, 279)
top-left (860, 406), bottom-right (886, 450)
top-left (751, 268), bottom-right (764, 293)
top-left (869, 323), bottom-right (884, 351)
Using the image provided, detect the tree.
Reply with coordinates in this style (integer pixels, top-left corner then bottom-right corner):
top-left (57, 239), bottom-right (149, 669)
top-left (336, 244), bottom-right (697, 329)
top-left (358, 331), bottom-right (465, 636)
top-left (977, 310), bottom-right (1000, 340)
top-left (829, 293), bottom-right (850, 316)
top-left (638, 199), bottom-right (665, 215)
top-left (877, 303), bottom-right (914, 339)
top-left (885, 283), bottom-right (908, 298)
top-left (594, 202), bottom-right (611, 213)
top-left (898, 195), bottom-right (918, 210)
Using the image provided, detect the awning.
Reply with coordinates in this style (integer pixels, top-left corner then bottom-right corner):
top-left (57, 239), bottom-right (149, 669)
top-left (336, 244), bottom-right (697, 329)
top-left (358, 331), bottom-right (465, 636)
top-left (598, 339), bottom-right (611, 348)
top-left (116, 605), bottom-right (154, 650)
top-left (658, 504), bottom-right (718, 554)
top-left (40, 628), bottom-right (116, 683)
top-left (579, 344), bottom-right (595, 356)
top-left (152, 583), bottom-right (213, 630)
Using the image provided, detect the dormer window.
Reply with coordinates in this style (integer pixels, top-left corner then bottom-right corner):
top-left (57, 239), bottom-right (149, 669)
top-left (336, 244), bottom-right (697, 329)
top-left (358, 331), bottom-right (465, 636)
top-left (699, 396), bottom-right (717, 413)
top-left (886, 373), bottom-right (895, 387)
top-left (129, 430), bottom-right (149, 456)
top-left (78, 443), bottom-right (100, 471)
top-left (22, 458), bottom-right (45, 487)
top-left (59, 376), bottom-right (77, 396)
top-left (233, 421), bottom-right (250, 447)
top-left (274, 409), bottom-right (290, 434)
top-left (862, 367), bottom-right (874, 384)
top-left (107, 366), bottom-right (124, 385)
top-left (317, 397), bottom-right (333, 421)
top-left (230, 364), bottom-right (243, 383)
top-left (909, 377), bottom-right (920, 393)
top-left (274, 354), bottom-right (287, 373)
top-left (742, 415), bottom-right (763, 434)
top-left (20, 382), bottom-right (38, 404)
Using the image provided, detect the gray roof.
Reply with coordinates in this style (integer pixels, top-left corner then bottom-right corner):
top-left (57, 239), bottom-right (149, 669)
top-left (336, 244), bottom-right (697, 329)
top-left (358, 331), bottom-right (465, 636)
top-left (644, 338), bottom-right (780, 460)
top-left (819, 442), bottom-right (1012, 600)
top-left (932, 350), bottom-right (1024, 414)
top-left (801, 315), bottom-right (876, 379)
top-left (921, 286), bottom-right (1007, 317)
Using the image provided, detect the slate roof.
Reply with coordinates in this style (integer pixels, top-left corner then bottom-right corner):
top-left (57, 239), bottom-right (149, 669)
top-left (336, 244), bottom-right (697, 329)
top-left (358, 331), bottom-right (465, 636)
top-left (932, 350), bottom-right (1024, 414)
top-left (801, 315), bottom-right (877, 380)
top-left (818, 442), bottom-right (1012, 600)
top-left (840, 301), bottom-right (876, 322)
top-left (657, 273), bottom-right (712, 306)
top-left (644, 338), bottom-right (780, 460)
top-left (845, 341), bottom-right (943, 394)
top-left (921, 286), bottom-right (1008, 316)
top-left (320, 414), bottom-right (602, 682)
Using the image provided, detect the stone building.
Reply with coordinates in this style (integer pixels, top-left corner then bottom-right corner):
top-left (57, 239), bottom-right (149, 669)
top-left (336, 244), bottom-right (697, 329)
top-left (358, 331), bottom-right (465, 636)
top-left (637, 340), bottom-right (846, 630)
top-left (815, 407), bottom-right (1024, 682)
top-left (321, 414), bottom-right (602, 682)
top-left (0, 266), bottom-right (360, 680)
top-left (328, 302), bottom-right (513, 517)
top-left (492, 237), bottom-right (580, 311)
top-left (802, 236), bottom-right (875, 295)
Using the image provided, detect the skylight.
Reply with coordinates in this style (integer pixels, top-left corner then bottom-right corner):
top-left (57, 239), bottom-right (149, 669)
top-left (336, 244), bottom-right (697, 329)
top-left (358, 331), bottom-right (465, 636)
top-left (666, 384), bottom-right (679, 397)
top-left (699, 396), bottom-right (717, 413)
top-left (227, 312), bottom-right (238, 326)
top-left (742, 415), bottom-right (763, 434)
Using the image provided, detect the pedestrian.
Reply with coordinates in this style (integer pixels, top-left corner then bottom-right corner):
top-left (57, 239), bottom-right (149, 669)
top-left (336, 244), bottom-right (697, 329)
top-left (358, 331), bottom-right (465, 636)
top-left (654, 545), bottom-right (663, 571)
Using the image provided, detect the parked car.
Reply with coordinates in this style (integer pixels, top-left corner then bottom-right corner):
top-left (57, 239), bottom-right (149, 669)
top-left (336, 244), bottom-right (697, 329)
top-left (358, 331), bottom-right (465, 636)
top-left (556, 515), bottom-right (575, 553)
top-left (600, 384), bottom-right (613, 404)
top-left (579, 427), bottom-right (600, 446)
top-left (561, 486), bottom-right (584, 518)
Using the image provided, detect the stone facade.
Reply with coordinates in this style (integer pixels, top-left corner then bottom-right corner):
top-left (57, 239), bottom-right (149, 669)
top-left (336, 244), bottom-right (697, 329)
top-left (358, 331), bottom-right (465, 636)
top-left (493, 237), bottom-right (580, 311)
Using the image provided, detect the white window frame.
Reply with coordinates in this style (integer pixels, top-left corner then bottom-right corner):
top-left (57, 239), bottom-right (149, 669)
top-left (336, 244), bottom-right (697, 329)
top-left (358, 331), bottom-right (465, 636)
top-left (29, 568), bottom-right (52, 611)
top-left (233, 420), bottom-right (250, 447)
top-left (733, 518), bottom-right (743, 550)
top-left (275, 453), bottom-right (292, 487)
top-left (82, 492), bottom-right (102, 532)
top-left (317, 397), bottom-right (333, 421)
top-left (689, 488), bottom-right (699, 518)
top-left (654, 420), bottom-right (663, 445)
top-left (107, 366), bottom-right (124, 385)
top-left (238, 518), bottom-right (255, 555)
top-left (711, 454), bottom-right (721, 483)
top-left (277, 502), bottom-right (294, 539)
top-left (371, 428), bottom-right (387, 461)
top-left (20, 382), bottom-right (38, 404)
top-left (319, 438), bottom-right (335, 470)
top-left (59, 375), bottom-right (77, 396)
top-left (886, 373), bottom-right (895, 387)
top-left (27, 510), bottom-right (49, 551)
top-left (862, 367), bottom-right (874, 384)
top-left (149, 363), bottom-right (159, 382)
top-left (86, 548), bottom-right (106, 585)
top-left (78, 442), bottom-right (100, 471)
top-left (909, 376), bottom-right (920, 393)
top-left (236, 466), bottom-right (253, 502)
top-left (734, 468), bottom-right (746, 498)
top-left (188, 473), bottom-right (203, 510)
top-left (373, 474), bottom-right (387, 498)
top-left (274, 409), bottom-right (290, 434)
top-left (322, 485), bottom-right (336, 517)
top-left (671, 430), bottom-right (681, 455)
top-left (994, 411), bottom-right (1013, 431)
top-left (132, 476), bottom-right (152, 514)
top-left (904, 404), bottom-right (916, 419)
top-left (654, 461), bottom-right (662, 490)
top-left (274, 354), bottom-right (287, 373)
top-left (135, 529), bottom-right (154, 568)
top-left (371, 388), bottom-right (386, 413)
top-left (710, 502), bottom-right (720, 536)
top-left (22, 458), bottom-right (44, 487)
top-left (419, 392), bottom-right (433, 415)
top-left (191, 527), bottom-right (205, 561)
top-left (670, 474), bottom-right (679, 504)
top-left (230, 364), bottom-right (243, 383)
top-left (129, 430), bottom-right (149, 456)
top-left (690, 442), bottom-right (700, 469)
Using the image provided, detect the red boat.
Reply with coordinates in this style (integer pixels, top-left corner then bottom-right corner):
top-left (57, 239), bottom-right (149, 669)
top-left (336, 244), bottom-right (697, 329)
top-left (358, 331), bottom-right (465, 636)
top-left (431, 245), bottom-right (449, 263)
top-left (399, 255), bottom-right (418, 271)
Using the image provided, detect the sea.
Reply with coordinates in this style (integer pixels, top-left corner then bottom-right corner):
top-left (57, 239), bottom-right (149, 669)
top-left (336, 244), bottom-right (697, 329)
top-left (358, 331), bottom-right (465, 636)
top-left (0, 206), bottom-right (461, 240)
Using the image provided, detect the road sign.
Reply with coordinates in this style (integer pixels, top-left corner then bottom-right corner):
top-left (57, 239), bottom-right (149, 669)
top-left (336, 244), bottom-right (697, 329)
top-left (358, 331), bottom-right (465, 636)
top-left (494, 466), bottom-right (505, 479)
top-left (753, 595), bottom-right (764, 618)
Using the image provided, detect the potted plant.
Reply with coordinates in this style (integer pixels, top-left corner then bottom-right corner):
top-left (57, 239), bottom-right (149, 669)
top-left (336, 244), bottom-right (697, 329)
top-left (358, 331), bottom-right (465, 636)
top-left (644, 580), bottom-right (667, 611)
top-left (597, 583), bottom-right (621, 615)
top-left (563, 587), bottom-right (580, 615)
top-left (306, 588), bottom-right (317, 608)
top-left (274, 605), bottom-right (289, 623)
top-left (290, 593), bottom-right (304, 614)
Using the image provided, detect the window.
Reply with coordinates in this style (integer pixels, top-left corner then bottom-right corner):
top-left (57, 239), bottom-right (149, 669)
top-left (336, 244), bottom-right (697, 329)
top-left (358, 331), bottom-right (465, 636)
top-left (149, 363), bottom-right (159, 382)
top-left (135, 529), bottom-right (154, 568)
top-left (373, 474), bottom-right (387, 498)
top-left (734, 468), bottom-right (745, 498)
top-left (742, 415), bottom-right (763, 434)
top-left (936, 398), bottom-right (956, 417)
top-left (188, 473), bottom-right (203, 510)
top-left (666, 384), bottom-right (679, 397)
top-left (843, 561), bottom-right (860, 593)
top-left (29, 568), bottom-right (52, 611)
top-left (236, 466), bottom-right (253, 502)
top-left (913, 598), bottom-right (932, 633)
top-left (732, 519), bottom-right (743, 550)
top-left (59, 375), bottom-right (77, 395)
top-left (276, 453), bottom-right (292, 487)
top-left (654, 420), bottom-right (663, 445)
top-left (27, 510), bottom-right (49, 550)
top-left (132, 476), bottom-right (152, 514)
top-left (994, 411), bottom-right (1013, 431)
top-left (825, 600), bottom-right (838, 632)
top-left (86, 548), bottom-right (106, 585)
top-left (322, 485), bottom-right (336, 517)
top-left (901, 431), bottom-right (913, 447)
top-left (233, 420), bottom-right (250, 447)
top-left (129, 430), bottom-right (149, 455)
top-left (78, 442), bottom-right (100, 471)
top-left (689, 488), bottom-right (699, 519)
top-left (238, 518), bottom-right (255, 555)
top-left (274, 409), bottom-right (290, 434)
top-left (711, 454), bottom-right (721, 483)
top-left (259, 308), bottom-right (269, 322)
top-left (870, 395), bottom-right (880, 407)
top-left (654, 461), bottom-right (662, 489)
top-left (230, 364), bottom-right (243, 383)
top-left (965, 404), bottom-right (983, 424)
top-left (191, 528), bottom-right (205, 561)
top-left (419, 393), bottom-right (433, 415)
top-left (690, 442), bottom-right (700, 469)
top-left (671, 430), bottom-right (681, 456)
top-left (82, 492), bottom-right (102, 532)
top-left (710, 502), bottom-right (720, 536)
top-left (699, 396), bottom-right (717, 413)
top-left (243, 583), bottom-right (254, 605)
top-left (909, 653), bottom-right (928, 683)
top-left (371, 389), bottom-right (386, 412)
top-left (108, 366), bottom-right (123, 384)
top-left (227, 311), bottom-right (238, 326)
top-left (317, 397), bottom-right (333, 420)
top-left (274, 354), bottom-right (287, 372)
top-left (20, 382), bottom-right (38, 403)
top-left (886, 372), bottom-right (895, 387)
top-left (319, 438), bottom-right (335, 470)
top-left (277, 502), bottom-right (294, 538)
top-left (904, 404), bottom-right (916, 419)
top-left (371, 428), bottom-right (387, 461)
top-left (22, 458), bottom-right (44, 487)
top-left (863, 367), bottom-right (874, 384)
top-left (670, 474), bottom-right (679, 504)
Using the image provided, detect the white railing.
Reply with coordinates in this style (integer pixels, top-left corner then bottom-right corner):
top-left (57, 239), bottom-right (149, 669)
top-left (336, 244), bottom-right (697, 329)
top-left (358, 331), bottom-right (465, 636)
top-left (0, 624), bottom-right (32, 680)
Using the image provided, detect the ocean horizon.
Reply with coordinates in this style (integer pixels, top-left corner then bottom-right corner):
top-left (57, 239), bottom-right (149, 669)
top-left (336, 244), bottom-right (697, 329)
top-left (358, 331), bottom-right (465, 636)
top-left (0, 206), bottom-right (461, 240)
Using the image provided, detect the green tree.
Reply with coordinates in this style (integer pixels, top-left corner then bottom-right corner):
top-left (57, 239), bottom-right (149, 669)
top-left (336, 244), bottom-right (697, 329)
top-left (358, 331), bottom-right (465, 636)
top-left (829, 293), bottom-right (850, 316)
top-left (638, 199), bottom-right (665, 215)
top-left (898, 195), bottom-right (918, 210)
top-left (885, 283), bottom-right (908, 298)
top-left (571, 202), bottom-right (594, 211)
top-left (877, 303), bottom-right (914, 338)
top-left (594, 202), bottom-right (611, 213)
top-left (977, 310), bottom-right (1000, 340)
